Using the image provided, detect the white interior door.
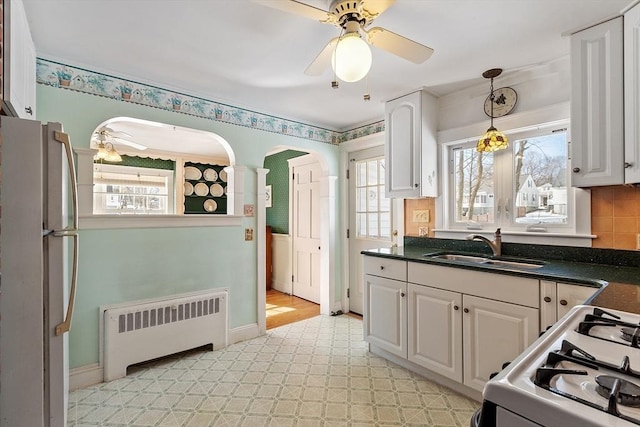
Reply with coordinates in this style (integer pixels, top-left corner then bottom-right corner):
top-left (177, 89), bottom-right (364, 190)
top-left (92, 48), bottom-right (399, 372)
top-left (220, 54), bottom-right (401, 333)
top-left (292, 157), bottom-right (321, 304)
top-left (349, 147), bottom-right (399, 314)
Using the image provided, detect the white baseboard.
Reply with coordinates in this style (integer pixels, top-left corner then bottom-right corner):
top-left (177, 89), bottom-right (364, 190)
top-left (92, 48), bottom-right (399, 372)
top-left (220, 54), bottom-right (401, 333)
top-left (69, 363), bottom-right (103, 391)
top-left (229, 323), bottom-right (261, 344)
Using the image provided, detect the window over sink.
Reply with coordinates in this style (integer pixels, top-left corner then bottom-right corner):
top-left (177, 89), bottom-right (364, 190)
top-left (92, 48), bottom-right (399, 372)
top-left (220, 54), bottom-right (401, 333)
top-left (440, 117), bottom-right (592, 244)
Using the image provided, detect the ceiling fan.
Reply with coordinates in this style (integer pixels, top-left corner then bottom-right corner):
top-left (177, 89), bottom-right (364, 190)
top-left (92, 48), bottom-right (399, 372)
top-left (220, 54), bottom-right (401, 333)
top-left (254, 0), bottom-right (434, 82)
top-left (92, 126), bottom-right (147, 151)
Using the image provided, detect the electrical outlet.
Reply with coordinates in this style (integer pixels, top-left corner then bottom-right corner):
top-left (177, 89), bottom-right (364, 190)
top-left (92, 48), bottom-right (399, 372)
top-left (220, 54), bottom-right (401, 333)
top-left (245, 228), bottom-right (254, 241)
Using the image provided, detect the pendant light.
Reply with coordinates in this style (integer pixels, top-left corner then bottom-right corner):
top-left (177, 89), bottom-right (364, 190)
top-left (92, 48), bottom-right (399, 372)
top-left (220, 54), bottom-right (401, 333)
top-left (477, 68), bottom-right (508, 153)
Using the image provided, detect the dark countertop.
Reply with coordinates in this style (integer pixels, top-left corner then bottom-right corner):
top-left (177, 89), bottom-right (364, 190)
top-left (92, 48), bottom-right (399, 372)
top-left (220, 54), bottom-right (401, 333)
top-left (362, 241), bottom-right (640, 314)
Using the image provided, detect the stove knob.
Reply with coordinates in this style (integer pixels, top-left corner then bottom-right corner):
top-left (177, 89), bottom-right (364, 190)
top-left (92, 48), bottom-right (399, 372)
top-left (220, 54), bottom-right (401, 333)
top-left (560, 299), bottom-right (568, 306)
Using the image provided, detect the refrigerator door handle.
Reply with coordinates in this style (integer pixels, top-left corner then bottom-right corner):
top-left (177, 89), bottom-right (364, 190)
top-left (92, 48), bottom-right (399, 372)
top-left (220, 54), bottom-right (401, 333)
top-left (55, 232), bottom-right (79, 336)
top-left (54, 130), bottom-right (79, 230)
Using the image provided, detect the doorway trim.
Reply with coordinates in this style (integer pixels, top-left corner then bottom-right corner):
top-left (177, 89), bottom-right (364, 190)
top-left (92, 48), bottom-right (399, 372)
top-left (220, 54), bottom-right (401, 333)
top-left (259, 148), bottom-right (336, 335)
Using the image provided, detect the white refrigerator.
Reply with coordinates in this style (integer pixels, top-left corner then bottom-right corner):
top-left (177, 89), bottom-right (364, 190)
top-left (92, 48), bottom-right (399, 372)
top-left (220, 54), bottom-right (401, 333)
top-left (0, 116), bottom-right (79, 427)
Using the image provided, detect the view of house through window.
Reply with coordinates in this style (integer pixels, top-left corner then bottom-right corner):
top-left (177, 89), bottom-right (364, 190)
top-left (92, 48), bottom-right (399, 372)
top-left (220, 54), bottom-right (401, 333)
top-left (355, 157), bottom-right (391, 239)
top-left (450, 126), bottom-right (569, 230)
top-left (93, 163), bottom-right (175, 214)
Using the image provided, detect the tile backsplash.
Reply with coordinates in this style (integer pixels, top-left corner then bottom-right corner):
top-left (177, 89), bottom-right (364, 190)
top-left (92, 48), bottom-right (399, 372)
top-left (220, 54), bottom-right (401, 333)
top-left (591, 186), bottom-right (640, 250)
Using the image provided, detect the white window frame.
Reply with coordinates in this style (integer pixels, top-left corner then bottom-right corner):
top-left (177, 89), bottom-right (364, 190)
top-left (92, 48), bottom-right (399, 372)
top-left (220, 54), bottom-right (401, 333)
top-left (93, 163), bottom-right (175, 215)
top-left (435, 107), bottom-right (593, 246)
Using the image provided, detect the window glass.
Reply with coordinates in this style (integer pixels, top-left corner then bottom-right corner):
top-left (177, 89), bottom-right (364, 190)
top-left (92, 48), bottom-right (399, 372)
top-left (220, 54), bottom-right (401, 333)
top-left (452, 147), bottom-right (495, 225)
top-left (512, 131), bottom-right (568, 224)
top-left (355, 156), bottom-right (390, 239)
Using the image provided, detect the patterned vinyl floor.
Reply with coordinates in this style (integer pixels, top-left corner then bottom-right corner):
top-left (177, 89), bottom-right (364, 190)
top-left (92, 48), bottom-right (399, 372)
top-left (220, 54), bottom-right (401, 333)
top-left (67, 315), bottom-right (480, 426)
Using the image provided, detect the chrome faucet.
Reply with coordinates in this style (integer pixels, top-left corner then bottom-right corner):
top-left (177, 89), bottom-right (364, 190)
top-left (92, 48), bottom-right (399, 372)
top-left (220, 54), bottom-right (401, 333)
top-left (466, 228), bottom-right (502, 257)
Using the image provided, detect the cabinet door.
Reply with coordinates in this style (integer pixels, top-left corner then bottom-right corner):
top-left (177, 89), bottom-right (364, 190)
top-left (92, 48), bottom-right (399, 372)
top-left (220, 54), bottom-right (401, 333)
top-left (463, 295), bottom-right (539, 393)
top-left (407, 284), bottom-right (462, 382)
top-left (570, 17), bottom-right (624, 187)
top-left (557, 283), bottom-right (597, 319)
top-left (3, 0), bottom-right (36, 119)
top-left (363, 274), bottom-right (407, 358)
top-left (625, 3), bottom-right (640, 184)
top-left (385, 91), bottom-right (421, 197)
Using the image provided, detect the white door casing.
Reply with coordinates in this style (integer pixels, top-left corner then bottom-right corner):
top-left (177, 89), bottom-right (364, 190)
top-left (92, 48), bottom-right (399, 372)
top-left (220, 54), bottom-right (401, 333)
top-left (291, 155), bottom-right (322, 304)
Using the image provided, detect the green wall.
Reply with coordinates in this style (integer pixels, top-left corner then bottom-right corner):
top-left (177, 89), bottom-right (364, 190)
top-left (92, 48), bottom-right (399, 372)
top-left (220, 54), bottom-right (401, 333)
top-left (36, 85), bottom-right (343, 368)
top-left (264, 150), bottom-right (307, 234)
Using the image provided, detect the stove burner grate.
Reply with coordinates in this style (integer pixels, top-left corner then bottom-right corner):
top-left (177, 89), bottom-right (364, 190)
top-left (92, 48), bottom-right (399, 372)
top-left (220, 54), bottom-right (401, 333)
top-left (596, 375), bottom-right (640, 408)
top-left (577, 308), bottom-right (640, 348)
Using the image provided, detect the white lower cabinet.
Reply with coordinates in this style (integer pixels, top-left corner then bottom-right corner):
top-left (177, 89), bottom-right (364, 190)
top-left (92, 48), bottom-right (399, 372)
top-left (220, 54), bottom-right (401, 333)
top-left (364, 257), bottom-right (598, 396)
top-left (540, 281), bottom-right (598, 330)
top-left (407, 283), bottom-right (462, 382)
top-left (363, 274), bottom-right (407, 358)
top-left (462, 295), bottom-right (539, 392)
top-left (407, 282), bottom-right (538, 393)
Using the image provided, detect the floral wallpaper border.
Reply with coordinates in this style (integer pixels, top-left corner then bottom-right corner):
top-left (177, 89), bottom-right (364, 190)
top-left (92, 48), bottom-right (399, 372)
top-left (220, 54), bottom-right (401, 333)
top-left (36, 58), bottom-right (384, 145)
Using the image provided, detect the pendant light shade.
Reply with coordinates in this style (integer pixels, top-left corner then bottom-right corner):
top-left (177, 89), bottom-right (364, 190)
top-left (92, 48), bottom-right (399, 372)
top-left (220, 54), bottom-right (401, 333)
top-left (95, 142), bottom-right (109, 160)
top-left (331, 32), bottom-right (372, 83)
top-left (477, 68), bottom-right (508, 153)
top-left (105, 146), bottom-right (123, 163)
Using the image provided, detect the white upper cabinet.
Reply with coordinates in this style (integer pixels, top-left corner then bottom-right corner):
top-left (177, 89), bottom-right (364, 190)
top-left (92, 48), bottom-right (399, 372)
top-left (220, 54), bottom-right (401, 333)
top-left (385, 90), bottom-right (438, 198)
top-left (570, 17), bottom-right (624, 187)
top-left (625, 3), bottom-right (640, 183)
top-left (3, 0), bottom-right (36, 119)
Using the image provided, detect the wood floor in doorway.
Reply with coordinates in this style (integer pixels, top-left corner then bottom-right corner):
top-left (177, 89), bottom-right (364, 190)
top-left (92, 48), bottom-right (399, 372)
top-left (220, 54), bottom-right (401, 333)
top-left (266, 289), bottom-right (320, 330)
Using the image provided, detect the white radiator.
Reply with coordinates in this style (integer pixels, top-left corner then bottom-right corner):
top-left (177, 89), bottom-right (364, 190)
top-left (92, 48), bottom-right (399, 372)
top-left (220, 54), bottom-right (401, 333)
top-left (103, 289), bottom-right (228, 382)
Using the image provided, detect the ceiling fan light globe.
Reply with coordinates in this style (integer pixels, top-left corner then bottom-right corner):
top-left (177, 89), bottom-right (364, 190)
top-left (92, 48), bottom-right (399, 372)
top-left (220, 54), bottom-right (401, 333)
top-left (95, 142), bottom-right (109, 160)
top-left (331, 33), bottom-right (372, 82)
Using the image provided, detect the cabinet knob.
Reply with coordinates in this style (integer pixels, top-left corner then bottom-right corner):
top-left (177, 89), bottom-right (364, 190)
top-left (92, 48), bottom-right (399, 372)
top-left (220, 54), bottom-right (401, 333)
top-left (463, 308), bottom-right (469, 313)
top-left (380, 266), bottom-right (385, 270)
top-left (544, 296), bottom-right (552, 303)
top-left (414, 183), bottom-right (419, 188)
top-left (400, 292), bottom-right (405, 297)
top-left (625, 162), bottom-right (633, 168)
top-left (572, 167), bottom-right (581, 173)
top-left (453, 305), bottom-right (459, 311)
top-left (25, 106), bottom-right (33, 115)
top-left (560, 299), bottom-right (568, 306)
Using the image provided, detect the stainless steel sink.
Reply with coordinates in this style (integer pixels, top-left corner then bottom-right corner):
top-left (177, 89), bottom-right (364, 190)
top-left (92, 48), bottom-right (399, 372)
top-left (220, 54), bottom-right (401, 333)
top-left (431, 254), bottom-right (489, 263)
top-left (427, 253), bottom-right (545, 269)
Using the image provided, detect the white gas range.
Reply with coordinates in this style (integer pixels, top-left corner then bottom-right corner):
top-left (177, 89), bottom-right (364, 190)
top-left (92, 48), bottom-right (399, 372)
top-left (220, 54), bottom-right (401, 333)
top-left (476, 305), bottom-right (640, 427)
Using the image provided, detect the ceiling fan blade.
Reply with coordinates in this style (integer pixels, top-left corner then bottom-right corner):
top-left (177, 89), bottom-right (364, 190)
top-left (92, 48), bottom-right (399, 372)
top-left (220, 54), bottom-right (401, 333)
top-left (366, 27), bottom-right (434, 64)
top-left (305, 37), bottom-right (339, 76)
top-left (101, 126), bottom-right (133, 139)
top-left (361, 0), bottom-right (395, 22)
top-left (253, 0), bottom-right (333, 23)
top-left (112, 136), bottom-right (147, 151)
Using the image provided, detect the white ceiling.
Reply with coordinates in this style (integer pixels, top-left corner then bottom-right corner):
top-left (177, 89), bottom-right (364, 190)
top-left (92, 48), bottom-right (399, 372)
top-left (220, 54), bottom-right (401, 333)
top-left (24, 0), bottom-right (631, 132)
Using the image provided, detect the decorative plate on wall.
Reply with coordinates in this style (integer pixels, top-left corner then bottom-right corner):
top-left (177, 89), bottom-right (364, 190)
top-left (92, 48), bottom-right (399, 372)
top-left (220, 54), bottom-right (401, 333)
top-left (184, 166), bottom-right (202, 180)
top-left (204, 199), bottom-right (217, 212)
top-left (194, 182), bottom-right (209, 196)
top-left (203, 168), bottom-right (218, 182)
top-left (210, 183), bottom-right (224, 197)
top-left (184, 182), bottom-right (194, 196)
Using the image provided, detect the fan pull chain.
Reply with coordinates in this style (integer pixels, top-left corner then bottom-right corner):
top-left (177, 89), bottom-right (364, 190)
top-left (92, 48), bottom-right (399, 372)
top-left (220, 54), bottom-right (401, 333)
top-left (363, 74), bottom-right (371, 101)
